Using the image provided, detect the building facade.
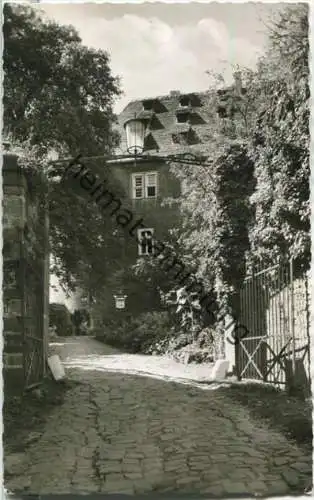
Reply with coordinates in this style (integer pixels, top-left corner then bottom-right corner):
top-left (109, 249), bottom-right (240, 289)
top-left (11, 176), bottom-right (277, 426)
top-left (93, 89), bottom-right (219, 324)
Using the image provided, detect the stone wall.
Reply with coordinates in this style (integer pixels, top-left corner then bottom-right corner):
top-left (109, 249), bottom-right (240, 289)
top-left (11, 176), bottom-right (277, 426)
top-left (3, 146), bottom-right (49, 394)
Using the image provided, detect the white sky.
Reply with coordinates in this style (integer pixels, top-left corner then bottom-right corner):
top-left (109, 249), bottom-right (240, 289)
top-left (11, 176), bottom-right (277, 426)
top-left (36, 1), bottom-right (289, 304)
top-left (37, 2), bottom-right (287, 113)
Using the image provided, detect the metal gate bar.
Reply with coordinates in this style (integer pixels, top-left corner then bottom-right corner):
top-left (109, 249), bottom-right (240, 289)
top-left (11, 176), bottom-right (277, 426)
top-left (237, 259), bottom-right (310, 388)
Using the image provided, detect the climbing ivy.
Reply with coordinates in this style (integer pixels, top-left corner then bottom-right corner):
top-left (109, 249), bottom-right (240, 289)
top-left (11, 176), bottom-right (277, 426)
top-left (248, 4), bottom-right (310, 270)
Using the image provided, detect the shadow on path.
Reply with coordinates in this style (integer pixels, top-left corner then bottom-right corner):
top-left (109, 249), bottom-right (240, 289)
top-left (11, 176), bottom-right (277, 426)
top-left (4, 336), bottom-right (312, 497)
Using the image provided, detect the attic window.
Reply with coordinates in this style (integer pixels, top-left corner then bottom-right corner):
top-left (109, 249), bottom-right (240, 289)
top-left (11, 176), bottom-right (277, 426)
top-left (176, 111), bottom-right (190, 124)
top-left (142, 98), bottom-right (167, 113)
top-left (180, 94), bottom-right (202, 107)
top-left (172, 129), bottom-right (199, 145)
top-left (179, 96), bottom-right (190, 107)
top-left (143, 99), bottom-right (154, 111)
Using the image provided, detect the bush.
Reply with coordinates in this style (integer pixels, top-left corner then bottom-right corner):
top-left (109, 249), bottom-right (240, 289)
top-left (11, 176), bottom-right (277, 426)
top-left (49, 303), bottom-right (74, 337)
top-left (71, 308), bottom-right (90, 335)
top-left (101, 311), bottom-right (173, 353)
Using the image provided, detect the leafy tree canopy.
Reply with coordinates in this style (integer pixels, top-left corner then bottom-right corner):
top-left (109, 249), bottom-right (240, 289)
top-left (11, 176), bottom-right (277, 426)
top-left (4, 3), bottom-right (121, 156)
top-left (4, 4), bottom-right (124, 295)
top-left (248, 4), bottom-right (310, 269)
top-left (144, 4), bottom-right (310, 323)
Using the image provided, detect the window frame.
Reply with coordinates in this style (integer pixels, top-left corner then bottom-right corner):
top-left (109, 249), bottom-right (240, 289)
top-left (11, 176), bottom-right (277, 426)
top-left (179, 96), bottom-right (190, 107)
top-left (176, 112), bottom-right (190, 124)
top-left (132, 173), bottom-right (145, 199)
top-left (131, 171), bottom-right (158, 200)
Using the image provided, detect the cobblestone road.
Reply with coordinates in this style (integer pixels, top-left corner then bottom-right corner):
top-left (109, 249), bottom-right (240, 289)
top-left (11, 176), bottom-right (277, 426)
top-left (5, 337), bottom-right (312, 496)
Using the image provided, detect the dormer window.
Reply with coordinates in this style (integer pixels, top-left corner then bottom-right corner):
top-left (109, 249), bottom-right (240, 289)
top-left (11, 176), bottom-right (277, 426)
top-left (172, 129), bottom-right (199, 145)
top-left (179, 96), bottom-right (190, 107)
top-left (142, 98), bottom-right (167, 113)
top-left (179, 93), bottom-right (202, 108)
top-left (176, 111), bottom-right (190, 124)
top-left (143, 99), bottom-right (154, 111)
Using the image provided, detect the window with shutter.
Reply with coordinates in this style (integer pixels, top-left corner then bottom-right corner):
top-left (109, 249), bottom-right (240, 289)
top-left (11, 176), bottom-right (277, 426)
top-left (145, 173), bottom-right (157, 198)
top-left (131, 172), bottom-right (158, 199)
top-left (132, 174), bottom-right (144, 199)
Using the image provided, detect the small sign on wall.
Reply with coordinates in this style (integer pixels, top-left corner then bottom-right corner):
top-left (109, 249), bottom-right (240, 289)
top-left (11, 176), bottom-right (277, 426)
top-left (114, 295), bottom-right (127, 310)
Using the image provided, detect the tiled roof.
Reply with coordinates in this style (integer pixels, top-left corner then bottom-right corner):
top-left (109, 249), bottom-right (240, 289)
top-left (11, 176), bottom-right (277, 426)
top-left (116, 90), bottom-right (218, 157)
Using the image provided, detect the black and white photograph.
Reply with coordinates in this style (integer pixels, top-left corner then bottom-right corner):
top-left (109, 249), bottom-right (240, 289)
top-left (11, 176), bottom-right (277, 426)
top-left (2, 1), bottom-right (312, 497)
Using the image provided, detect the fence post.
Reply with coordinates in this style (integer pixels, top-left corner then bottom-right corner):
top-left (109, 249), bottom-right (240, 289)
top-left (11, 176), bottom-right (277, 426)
top-left (289, 258), bottom-right (296, 379)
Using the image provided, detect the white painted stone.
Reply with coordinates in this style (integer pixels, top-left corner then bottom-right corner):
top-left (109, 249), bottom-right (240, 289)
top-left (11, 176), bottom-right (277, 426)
top-left (224, 315), bottom-right (236, 371)
top-left (211, 359), bottom-right (230, 380)
top-left (48, 354), bottom-right (66, 381)
top-left (224, 331), bottom-right (235, 371)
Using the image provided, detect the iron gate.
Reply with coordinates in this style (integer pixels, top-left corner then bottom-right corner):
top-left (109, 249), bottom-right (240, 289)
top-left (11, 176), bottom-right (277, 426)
top-left (236, 260), bottom-right (310, 388)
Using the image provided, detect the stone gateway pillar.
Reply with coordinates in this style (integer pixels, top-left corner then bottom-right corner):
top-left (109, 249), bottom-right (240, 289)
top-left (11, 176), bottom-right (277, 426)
top-left (3, 143), bottom-right (49, 394)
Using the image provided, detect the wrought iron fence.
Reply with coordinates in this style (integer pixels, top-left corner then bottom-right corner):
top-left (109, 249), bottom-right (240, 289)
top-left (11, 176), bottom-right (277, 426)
top-left (237, 259), bottom-right (310, 390)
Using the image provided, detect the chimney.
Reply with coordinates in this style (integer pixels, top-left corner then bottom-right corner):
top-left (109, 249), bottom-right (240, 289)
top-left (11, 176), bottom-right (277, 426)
top-left (233, 71), bottom-right (242, 94)
top-left (170, 90), bottom-right (180, 97)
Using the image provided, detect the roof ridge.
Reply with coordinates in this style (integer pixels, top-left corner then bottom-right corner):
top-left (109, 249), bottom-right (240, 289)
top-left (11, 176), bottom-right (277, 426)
top-left (119, 88), bottom-right (214, 113)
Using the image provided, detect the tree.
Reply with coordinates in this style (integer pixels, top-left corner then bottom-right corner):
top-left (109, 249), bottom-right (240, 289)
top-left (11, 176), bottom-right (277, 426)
top-left (160, 287), bottom-right (201, 333)
top-left (156, 4), bottom-right (310, 325)
top-left (3, 4), bottom-right (121, 157)
top-left (162, 72), bottom-right (257, 321)
top-left (248, 4), bottom-right (310, 271)
top-left (3, 4), bottom-right (123, 294)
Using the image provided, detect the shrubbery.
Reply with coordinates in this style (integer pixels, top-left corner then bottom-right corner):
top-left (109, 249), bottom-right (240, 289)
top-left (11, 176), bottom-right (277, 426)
top-left (71, 308), bottom-right (90, 335)
top-left (99, 311), bottom-right (173, 353)
top-left (97, 310), bottom-right (221, 365)
top-left (49, 303), bottom-right (74, 337)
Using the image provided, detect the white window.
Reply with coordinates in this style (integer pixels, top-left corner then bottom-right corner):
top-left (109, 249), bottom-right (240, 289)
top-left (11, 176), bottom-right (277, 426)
top-left (133, 174), bottom-right (144, 199)
top-left (132, 172), bottom-right (157, 199)
top-left (137, 228), bottom-right (154, 256)
top-left (145, 173), bottom-right (157, 198)
top-left (181, 179), bottom-right (188, 195)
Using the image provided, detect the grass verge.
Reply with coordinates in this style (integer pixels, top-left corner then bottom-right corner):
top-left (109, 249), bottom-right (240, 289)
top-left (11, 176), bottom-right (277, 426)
top-left (3, 377), bottom-right (81, 453)
top-left (220, 382), bottom-right (312, 451)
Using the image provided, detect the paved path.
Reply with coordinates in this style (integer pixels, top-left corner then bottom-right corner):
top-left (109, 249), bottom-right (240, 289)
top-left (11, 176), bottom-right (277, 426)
top-left (5, 337), bottom-right (312, 496)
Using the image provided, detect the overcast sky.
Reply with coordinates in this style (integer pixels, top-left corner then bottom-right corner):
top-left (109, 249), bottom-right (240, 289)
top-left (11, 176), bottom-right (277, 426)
top-left (38, 2), bottom-right (287, 113)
